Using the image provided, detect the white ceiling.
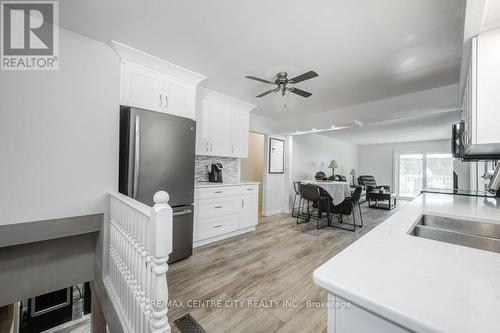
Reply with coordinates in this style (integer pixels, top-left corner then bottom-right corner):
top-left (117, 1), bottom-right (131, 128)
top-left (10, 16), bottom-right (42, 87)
top-left (59, 0), bottom-right (466, 123)
top-left (319, 110), bottom-right (459, 145)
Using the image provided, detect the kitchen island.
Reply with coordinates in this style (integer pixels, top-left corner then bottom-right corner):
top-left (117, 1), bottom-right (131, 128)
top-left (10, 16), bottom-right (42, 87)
top-left (313, 193), bottom-right (500, 333)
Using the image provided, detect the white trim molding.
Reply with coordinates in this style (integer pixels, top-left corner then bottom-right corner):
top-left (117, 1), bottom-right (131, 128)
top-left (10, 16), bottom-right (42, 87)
top-left (110, 40), bottom-right (206, 85)
top-left (196, 86), bottom-right (257, 113)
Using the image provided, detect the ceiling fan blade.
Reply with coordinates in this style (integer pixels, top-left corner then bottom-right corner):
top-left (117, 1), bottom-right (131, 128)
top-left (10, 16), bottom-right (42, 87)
top-left (290, 71), bottom-right (318, 84)
top-left (290, 88), bottom-right (312, 98)
top-left (245, 75), bottom-right (274, 84)
top-left (255, 89), bottom-right (275, 97)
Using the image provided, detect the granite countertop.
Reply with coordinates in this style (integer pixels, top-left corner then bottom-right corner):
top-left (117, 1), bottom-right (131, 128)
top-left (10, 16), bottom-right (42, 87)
top-left (195, 180), bottom-right (260, 188)
top-left (313, 193), bottom-right (500, 333)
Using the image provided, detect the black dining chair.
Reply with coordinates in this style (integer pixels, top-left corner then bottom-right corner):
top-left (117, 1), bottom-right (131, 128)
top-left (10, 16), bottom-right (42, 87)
top-left (291, 181), bottom-right (301, 218)
top-left (296, 183), bottom-right (331, 229)
top-left (331, 186), bottom-right (364, 231)
top-left (315, 171), bottom-right (327, 180)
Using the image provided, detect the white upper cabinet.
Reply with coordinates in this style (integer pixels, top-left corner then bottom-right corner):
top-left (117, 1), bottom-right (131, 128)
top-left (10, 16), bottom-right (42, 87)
top-left (111, 41), bottom-right (206, 120)
top-left (208, 103), bottom-right (231, 156)
top-left (196, 100), bottom-right (212, 154)
top-left (230, 110), bottom-right (250, 158)
top-left (461, 29), bottom-right (500, 155)
top-left (121, 63), bottom-right (164, 112)
top-left (195, 87), bottom-right (256, 158)
top-left (164, 78), bottom-right (196, 119)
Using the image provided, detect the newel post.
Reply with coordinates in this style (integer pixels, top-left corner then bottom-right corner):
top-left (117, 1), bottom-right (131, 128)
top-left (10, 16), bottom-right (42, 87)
top-left (149, 191), bottom-right (173, 333)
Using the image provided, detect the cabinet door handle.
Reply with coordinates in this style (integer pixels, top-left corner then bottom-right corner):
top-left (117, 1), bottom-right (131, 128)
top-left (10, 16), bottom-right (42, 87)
top-left (232, 145), bottom-right (234, 154)
top-left (165, 95), bottom-right (169, 108)
top-left (132, 115), bottom-right (140, 199)
top-left (241, 199), bottom-right (244, 207)
top-left (159, 94), bottom-right (162, 107)
top-left (214, 206), bottom-right (223, 209)
top-left (214, 224), bottom-right (222, 228)
top-left (461, 130), bottom-right (467, 146)
top-left (210, 143), bottom-right (213, 152)
top-left (247, 188), bottom-right (254, 191)
top-left (173, 209), bottom-right (193, 217)
top-left (206, 142), bottom-right (209, 151)
top-left (214, 191), bottom-right (223, 194)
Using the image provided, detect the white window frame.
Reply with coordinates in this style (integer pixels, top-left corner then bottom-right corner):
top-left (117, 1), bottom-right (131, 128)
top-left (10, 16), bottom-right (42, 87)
top-left (394, 151), bottom-right (453, 199)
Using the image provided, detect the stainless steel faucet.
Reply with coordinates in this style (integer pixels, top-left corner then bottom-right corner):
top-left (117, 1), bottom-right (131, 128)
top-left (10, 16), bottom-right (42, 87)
top-left (485, 162), bottom-right (500, 194)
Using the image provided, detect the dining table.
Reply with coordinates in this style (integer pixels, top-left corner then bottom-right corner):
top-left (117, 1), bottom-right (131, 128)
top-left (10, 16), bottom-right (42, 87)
top-left (301, 180), bottom-right (351, 205)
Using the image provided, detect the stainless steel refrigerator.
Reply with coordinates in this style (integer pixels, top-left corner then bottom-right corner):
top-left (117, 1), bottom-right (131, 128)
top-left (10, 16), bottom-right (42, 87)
top-left (119, 106), bottom-right (195, 263)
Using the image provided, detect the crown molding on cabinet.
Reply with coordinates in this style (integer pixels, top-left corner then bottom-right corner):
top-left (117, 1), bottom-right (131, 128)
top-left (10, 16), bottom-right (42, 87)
top-left (197, 86), bottom-right (257, 113)
top-left (110, 40), bottom-right (206, 85)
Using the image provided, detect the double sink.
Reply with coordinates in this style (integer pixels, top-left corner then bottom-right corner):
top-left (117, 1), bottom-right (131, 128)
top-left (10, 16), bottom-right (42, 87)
top-left (411, 214), bottom-right (500, 254)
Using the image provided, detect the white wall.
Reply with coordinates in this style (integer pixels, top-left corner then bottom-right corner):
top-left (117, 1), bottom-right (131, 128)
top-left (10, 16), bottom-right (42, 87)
top-left (0, 28), bottom-right (120, 224)
top-left (292, 133), bottom-right (359, 181)
top-left (290, 133), bottom-right (358, 211)
top-left (357, 139), bottom-right (468, 190)
top-left (262, 135), bottom-right (290, 216)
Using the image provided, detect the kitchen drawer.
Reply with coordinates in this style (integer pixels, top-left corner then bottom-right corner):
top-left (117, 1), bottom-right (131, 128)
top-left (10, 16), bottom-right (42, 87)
top-left (195, 186), bottom-right (240, 200)
top-left (194, 214), bottom-right (238, 241)
top-left (239, 185), bottom-right (258, 194)
top-left (195, 197), bottom-right (240, 220)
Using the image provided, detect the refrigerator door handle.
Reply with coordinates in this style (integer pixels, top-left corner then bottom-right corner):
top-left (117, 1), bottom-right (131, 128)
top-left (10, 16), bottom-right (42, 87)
top-left (133, 115), bottom-right (140, 199)
top-left (173, 209), bottom-right (193, 217)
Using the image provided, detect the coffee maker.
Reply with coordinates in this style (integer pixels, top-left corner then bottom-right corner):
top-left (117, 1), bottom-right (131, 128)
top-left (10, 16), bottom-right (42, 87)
top-left (208, 163), bottom-right (223, 182)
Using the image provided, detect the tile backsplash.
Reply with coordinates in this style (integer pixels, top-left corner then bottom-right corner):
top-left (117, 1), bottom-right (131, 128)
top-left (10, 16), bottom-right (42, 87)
top-left (195, 156), bottom-right (240, 182)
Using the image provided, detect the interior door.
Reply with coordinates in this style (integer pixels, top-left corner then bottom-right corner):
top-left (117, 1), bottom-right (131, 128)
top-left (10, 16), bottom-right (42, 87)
top-left (229, 110), bottom-right (249, 158)
top-left (208, 103), bottom-right (230, 156)
top-left (122, 63), bottom-right (164, 112)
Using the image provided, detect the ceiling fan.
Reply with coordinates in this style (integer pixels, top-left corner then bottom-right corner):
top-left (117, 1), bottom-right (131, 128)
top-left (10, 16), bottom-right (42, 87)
top-left (245, 71), bottom-right (318, 99)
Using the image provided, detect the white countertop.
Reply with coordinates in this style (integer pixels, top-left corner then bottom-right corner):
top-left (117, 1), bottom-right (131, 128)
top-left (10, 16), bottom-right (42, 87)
top-left (313, 193), bottom-right (500, 333)
top-left (195, 180), bottom-right (260, 188)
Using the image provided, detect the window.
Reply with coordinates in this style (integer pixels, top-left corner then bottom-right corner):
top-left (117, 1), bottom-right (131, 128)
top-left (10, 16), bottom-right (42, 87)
top-left (396, 152), bottom-right (453, 198)
top-left (425, 153), bottom-right (454, 190)
top-left (398, 154), bottom-right (423, 198)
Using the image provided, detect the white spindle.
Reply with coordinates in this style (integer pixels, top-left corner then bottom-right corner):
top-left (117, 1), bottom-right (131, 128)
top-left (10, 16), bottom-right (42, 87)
top-left (104, 191), bottom-right (172, 333)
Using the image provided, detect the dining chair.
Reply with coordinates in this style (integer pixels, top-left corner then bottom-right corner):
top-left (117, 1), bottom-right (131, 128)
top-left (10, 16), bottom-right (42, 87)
top-left (291, 181), bottom-right (301, 217)
top-left (331, 186), bottom-right (363, 231)
top-left (297, 183), bottom-right (331, 229)
top-left (315, 171), bottom-right (327, 180)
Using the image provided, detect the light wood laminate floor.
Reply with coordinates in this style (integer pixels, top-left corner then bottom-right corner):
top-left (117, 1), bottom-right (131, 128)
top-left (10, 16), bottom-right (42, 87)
top-left (167, 201), bottom-right (409, 333)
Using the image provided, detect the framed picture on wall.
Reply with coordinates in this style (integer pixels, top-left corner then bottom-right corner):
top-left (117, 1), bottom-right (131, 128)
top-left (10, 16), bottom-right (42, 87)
top-left (269, 138), bottom-right (285, 174)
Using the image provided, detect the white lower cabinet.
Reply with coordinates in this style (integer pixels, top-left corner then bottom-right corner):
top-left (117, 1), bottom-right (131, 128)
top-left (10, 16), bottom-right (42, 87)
top-left (327, 294), bottom-right (411, 333)
top-left (239, 186), bottom-right (258, 229)
top-left (194, 184), bottom-right (259, 247)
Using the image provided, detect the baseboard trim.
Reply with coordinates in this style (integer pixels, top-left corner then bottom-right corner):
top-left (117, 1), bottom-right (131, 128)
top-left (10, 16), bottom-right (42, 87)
top-left (193, 226), bottom-right (256, 248)
top-left (262, 209), bottom-right (286, 216)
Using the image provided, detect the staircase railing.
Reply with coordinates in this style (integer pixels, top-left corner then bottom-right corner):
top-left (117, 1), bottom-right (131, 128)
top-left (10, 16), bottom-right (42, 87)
top-left (104, 191), bottom-right (172, 333)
